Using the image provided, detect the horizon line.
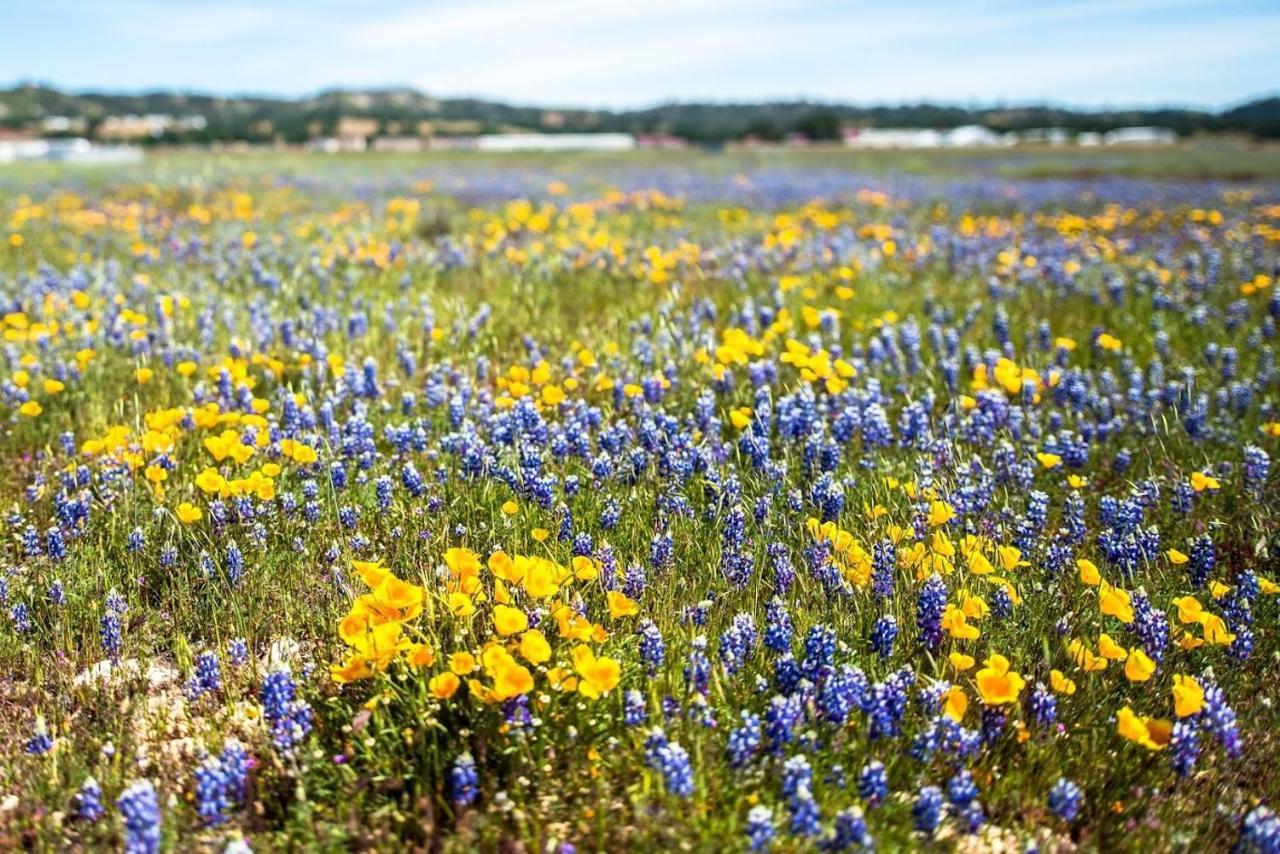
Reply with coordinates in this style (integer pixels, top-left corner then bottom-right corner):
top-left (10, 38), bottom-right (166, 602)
top-left (5, 79), bottom-right (1276, 116)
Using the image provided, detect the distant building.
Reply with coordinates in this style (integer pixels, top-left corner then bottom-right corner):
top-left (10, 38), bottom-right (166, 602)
top-left (371, 136), bottom-right (427, 153)
top-left (475, 133), bottom-right (636, 152)
top-left (944, 125), bottom-right (1012, 147)
top-left (844, 125), bottom-right (1015, 149)
top-left (843, 128), bottom-right (945, 149)
top-left (40, 115), bottom-right (87, 135)
top-left (427, 136), bottom-right (479, 151)
top-left (98, 114), bottom-right (169, 140)
top-left (1019, 128), bottom-right (1073, 146)
top-left (97, 114), bottom-right (204, 140)
top-left (636, 133), bottom-right (688, 150)
top-left (309, 136), bottom-right (368, 153)
top-left (0, 135), bottom-right (48, 163)
top-left (0, 136), bottom-right (142, 164)
top-left (1103, 127), bottom-right (1176, 146)
top-left (336, 117), bottom-right (380, 139)
top-left (1078, 132), bottom-right (1103, 147)
top-left (51, 139), bottom-right (143, 164)
top-left (309, 117), bottom-right (382, 152)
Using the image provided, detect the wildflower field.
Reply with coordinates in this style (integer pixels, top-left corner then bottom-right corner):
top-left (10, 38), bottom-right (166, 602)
top-left (1, 151), bottom-right (1280, 852)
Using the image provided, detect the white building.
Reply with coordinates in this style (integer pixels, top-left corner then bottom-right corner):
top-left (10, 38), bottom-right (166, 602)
top-left (0, 138), bottom-right (142, 164)
top-left (844, 126), bottom-right (1011, 149)
top-left (52, 140), bottom-right (143, 164)
top-left (843, 128), bottom-right (946, 149)
top-left (0, 138), bottom-right (49, 162)
top-left (475, 133), bottom-right (636, 152)
top-left (1103, 127), bottom-right (1176, 146)
top-left (944, 125), bottom-right (1012, 147)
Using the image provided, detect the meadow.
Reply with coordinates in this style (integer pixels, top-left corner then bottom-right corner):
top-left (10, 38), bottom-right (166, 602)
top-left (0, 146), bottom-right (1278, 852)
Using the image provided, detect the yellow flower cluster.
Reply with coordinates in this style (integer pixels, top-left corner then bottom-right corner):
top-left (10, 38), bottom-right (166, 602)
top-left (333, 549), bottom-right (628, 707)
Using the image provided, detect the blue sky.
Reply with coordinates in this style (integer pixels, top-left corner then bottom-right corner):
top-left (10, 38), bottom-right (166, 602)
top-left (2, 0), bottom-right (1276, 108)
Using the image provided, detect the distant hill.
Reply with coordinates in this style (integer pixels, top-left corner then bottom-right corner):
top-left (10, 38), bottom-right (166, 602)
top-left (1, 84), bottom-right (1277, 144)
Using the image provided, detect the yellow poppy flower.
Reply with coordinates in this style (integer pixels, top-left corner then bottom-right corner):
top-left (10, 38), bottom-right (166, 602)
top-left (1116, 706), bottom-right (1170, 750)
top-left (572, 645), bottom-right (621, 699)
top-left (176, 502), bottom-right (203, 524)
top-left (1050, 669), bottom-right (1077, 695)
top-left (1124, 648), bottom-right (1156, 682)
top-left (607, 590), bottom-right (640, 619)
top-left (519, 629), bottom-right (551, 665)
top-left (493, 604), bottom-right (529, 637)
top-left (429, 672), bottom-right (460, 699)
top-left (942, 685), bottom-right (968, 721)
top-left (1189, 471), bottom-right (1220, 492)
top-left (974, 654), bottom-right (1025, 706)
top-left (1098, 581), bottom-right (1134, 623)
top-left (1172, 675), bottom-right (1205, 718)
top-left (1077, 559), bottom-right (1101, 586)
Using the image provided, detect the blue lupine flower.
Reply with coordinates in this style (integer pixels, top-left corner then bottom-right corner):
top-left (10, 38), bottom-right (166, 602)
top-left (726, 711), bottom-right (763, 768)
top-left (684, 635), bottom-right (710, 695)
top-left (1243, 445), bottom-right (1270, 495)
top-left (638, 620), bottom-right (665, 675)
top-left (101, 611), bottom-right (123, 660)
top-left (990, 586), bottom-right (1012, 618)
top-left (195, 758), bottom-right (235, 826)
top-left (776, 754), bottom-right (810, 797)
top-left (764, 693), bottom-right (804, 751)
top-left (871, 539), bottom-right (895, 600)
top-left (946, 770), bottom-right (978, 808)
top-left (10, 602), bottom-right (31, 634)
top-left (117, 780), bottom-right (162, 854)
top-left (227, 638), bottom-right (249, 667)
top-left (912, 786), bottom-right (944, 835)
top-left (957, 801), bottom-right (985, 834)
top-left (1188, 535), bottom-right (1214, 589)
top-left (449, 752), bottom-right (479, 806)
top-left (1028, 682), bottom-right (1057, 729)
top-left (226, 541), bottom-right (244, 585)
top-left (1200, 681), bottom-right (1241, 758)
top-left (623, 689), bottom-right (647, 727)
top-left (788, 785), bottom-right (823, 838)
top-left (260, 670), bottom-right (313, 751)
top-left (1048, 778), bottom-right (1082, 822)
top-left (745, 804), bottom-right (775, 851)
top-left (916, 574), bottom-right (947, 648)
top-left (858, 761), bottom-right (888, 808)
top-left (818, 665), bottom-right (868, 726)
top-left (1170, 718), bottom-right (1200, 778)
top-left (24, 720), bottom-right (53, 755)
top-left (1129, 590), bottom-right (1169, 662)
top-left (75, 776), bottom-right (106, 822)
top-left (645, 729), bottom-right (694, 797)
top-left (802, 624), bottom-right (837, 680)
top-left (870, 615), bottom-right (898, 659)
top-left (763, 596), bottom-right (793, 653)
top-left (187, 651), bottom-right (222, 700)
top-left (1239, 806), bottom-right (1280, 853)
top-left (825, 809), bottom-right (873, 851)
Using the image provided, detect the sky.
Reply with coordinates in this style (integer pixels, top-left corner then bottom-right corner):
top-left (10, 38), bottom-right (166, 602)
top-left (2, 0), bottom-right (1277, 109)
